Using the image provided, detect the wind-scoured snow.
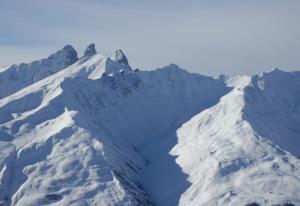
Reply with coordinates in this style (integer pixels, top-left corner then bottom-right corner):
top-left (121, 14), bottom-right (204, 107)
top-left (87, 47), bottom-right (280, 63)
top-left (0, 45), bottom-right (78, 99)
top-left (171, 72), bottom-right (300, 206)
top-left (244, 69), bottom-right (300, 157)
top-left (0, 45), bottom-right (299, 206)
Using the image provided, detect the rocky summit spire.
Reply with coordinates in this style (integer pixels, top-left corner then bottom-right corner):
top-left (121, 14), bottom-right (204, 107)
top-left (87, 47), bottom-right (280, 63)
top-left (83, 43), bottom-right (97, 57)
top-left (113, 49), bottom-right (129, 66)
top-left (49, 45), bottom-right (79, 67)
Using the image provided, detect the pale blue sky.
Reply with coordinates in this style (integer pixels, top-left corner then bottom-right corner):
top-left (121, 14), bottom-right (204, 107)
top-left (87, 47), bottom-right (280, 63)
top-left (0, 0), bottom-right (299, 75)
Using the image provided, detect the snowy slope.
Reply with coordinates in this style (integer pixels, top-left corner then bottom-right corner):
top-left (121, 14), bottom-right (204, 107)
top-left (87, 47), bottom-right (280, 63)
top-left (0, 45), bottom-right (78, 99)
top-left (0, 44), bottom-right (299, 206)
top-left (171, 72), bottom-right (300, 206)
top-left (244, 69), bottom-right (300, 157)
top-left (0, 46), bottom-right (153, 206)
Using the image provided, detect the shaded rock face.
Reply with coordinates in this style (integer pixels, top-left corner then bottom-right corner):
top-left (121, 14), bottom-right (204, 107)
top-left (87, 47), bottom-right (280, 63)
top-left (83, 43), bottom-right (97, 57)
top-left (113, 49), bottom-right (130, 66)
top-left (42, 44), bottom-right (78, 69)
top-left (57, 45), bottom-right (79, 66)
top-left (44, 194), bottom-right (63, 202)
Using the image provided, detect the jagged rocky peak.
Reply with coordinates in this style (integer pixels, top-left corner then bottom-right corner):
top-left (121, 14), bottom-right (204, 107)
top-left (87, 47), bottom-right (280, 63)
top-left (83, 43), bottom-right (97, 57)
top-left (112, 49), bottom-right (130, 66)
top-left (48, 44), bottom-right (79, 66)
top-left (61, 44), bottom-right (77, 54)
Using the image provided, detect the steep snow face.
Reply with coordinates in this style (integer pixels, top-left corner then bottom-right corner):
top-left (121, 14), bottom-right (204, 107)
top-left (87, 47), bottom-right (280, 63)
top-left (82, 64), bottom-right (229, 146)
top-left (244, 70), bottom-right (300, 157)
top-left (171, 72), bottom-right (300, 206)
top-left (0, 52), bottom-right (150, 206)
top-left (0, 45), bottom-right (78, 99)
top-left (0, 49), bottom-right (229, 206)
top-left (0, 45), bottom-right (300, 206)
top-left (61, 64), bottom-right (229, 205)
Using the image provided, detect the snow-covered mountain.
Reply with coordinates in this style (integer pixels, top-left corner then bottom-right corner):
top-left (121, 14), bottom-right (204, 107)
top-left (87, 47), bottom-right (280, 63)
top-left (0, 45), bottom-right (78, 99)
top-left (0, 44), bottom-right (299, 206)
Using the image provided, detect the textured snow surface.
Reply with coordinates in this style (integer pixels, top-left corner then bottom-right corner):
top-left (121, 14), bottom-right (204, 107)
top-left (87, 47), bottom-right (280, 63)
top-left (0, 45), bottom-right (78, 99)
top-left (171, 72), bottom-right (300, 206)
top-left (0, 45), bottom-right (299, 206)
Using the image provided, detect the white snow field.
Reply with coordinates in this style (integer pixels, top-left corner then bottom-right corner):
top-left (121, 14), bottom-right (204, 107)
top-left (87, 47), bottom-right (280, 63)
top-left (0, 45), bottom-right (78, 99)
top-left (0, 44), bottom-right (299, 206)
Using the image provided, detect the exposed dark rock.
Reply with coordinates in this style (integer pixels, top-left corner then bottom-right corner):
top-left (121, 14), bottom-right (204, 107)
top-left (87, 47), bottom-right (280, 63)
top-left (84, 43), bottom-right (97, 57)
